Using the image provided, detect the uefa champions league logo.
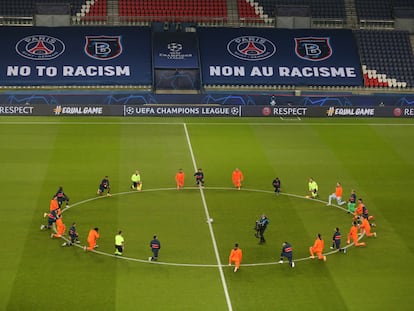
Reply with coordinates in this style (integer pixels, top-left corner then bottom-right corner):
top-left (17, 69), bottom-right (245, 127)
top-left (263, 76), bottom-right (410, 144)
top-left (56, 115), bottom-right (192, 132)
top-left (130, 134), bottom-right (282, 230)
top-left (167, 42), bottom-right (183, 52)
top-left (230, 107), bottom-right (240, 116)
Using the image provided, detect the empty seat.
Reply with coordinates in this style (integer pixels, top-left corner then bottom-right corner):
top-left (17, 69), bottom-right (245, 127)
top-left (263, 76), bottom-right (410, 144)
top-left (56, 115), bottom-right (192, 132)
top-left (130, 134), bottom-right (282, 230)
top-left (355, 29), bottom-right (414, 87)
top-left (118, 0), bottom-right (227, 24)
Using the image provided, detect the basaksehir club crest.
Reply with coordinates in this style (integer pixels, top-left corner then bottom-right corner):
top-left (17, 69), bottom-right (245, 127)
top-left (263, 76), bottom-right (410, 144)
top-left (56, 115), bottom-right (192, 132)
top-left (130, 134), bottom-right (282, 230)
top-left (295, 37), bottom-right (332, 61)
top-left (85, 36), bottom-right (122, 60)
top-left (227, 36), bottom-right (276, 61)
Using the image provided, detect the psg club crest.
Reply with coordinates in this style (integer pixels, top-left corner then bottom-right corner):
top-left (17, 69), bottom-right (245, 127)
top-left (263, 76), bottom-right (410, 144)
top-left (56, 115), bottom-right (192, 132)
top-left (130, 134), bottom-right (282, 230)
top-left (227, 36), bottom-right (276, 61)
top-left (295, 37), bottom-right (332, 61)
top-left (15, 35), bottom-right (65, 60)
top-left (85, 36), bottom-right (122, 60)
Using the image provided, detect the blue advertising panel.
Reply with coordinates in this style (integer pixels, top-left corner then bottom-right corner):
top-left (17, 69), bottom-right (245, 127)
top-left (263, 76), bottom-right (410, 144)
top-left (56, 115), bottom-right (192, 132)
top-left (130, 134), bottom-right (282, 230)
top-left (0, 27), bottom-right (152, 86)
top-left (198, 28), bottom-right (363, 86)
top-left (153, 32), bottom-right (199, 69)
top-left (154, 69), bottom-right (200, 90)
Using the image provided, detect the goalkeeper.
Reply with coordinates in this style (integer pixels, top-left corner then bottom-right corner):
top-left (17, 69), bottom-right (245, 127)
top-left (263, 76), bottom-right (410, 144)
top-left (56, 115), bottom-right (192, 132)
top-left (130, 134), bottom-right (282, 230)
top-left (308, 177), bottom-right (319, 198)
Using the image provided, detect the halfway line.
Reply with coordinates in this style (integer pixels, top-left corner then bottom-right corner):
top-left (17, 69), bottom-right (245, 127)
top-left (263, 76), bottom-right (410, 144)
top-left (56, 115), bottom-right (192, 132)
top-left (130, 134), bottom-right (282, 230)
top-left (183, 123), bottom-right (234, 311)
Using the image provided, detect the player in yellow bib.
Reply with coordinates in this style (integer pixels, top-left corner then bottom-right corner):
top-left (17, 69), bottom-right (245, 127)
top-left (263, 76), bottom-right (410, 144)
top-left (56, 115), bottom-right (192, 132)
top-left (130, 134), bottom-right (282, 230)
top-left (308, 177), bottom-right (319, 198)
top-left (131, 170), bottom-right (142, 191)
top-left (115, 230), bottom-right (125, 256)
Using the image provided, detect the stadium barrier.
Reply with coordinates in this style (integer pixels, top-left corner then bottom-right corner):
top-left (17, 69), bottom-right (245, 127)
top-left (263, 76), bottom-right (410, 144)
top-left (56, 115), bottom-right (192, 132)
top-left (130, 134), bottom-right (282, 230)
top-left (1, 92), bottom-right (414, 106)
top-left (0, 104), bottom-right (412, 118)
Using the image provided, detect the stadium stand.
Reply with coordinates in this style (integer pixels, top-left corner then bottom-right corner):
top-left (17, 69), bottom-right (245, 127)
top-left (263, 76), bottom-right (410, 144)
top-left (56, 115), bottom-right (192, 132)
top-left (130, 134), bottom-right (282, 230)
top-left (355, 0), bottom-right (414, 21)
top-left (355, 0), bottom-right (393, 21)
top-left (0, 0), bottom-right (413, 90)
top-left (0, 0), bottom-right (107, 24)
top-left (237, 0), bottom-right (272, 24)
top-left (74, 0), bottom-right (107, 23)
top-left (355, 30), bottom-right (414, 88)
top-left (118, 0), bottom-right (227, 24)
top-left (237, 0), bottom-right (345, 20)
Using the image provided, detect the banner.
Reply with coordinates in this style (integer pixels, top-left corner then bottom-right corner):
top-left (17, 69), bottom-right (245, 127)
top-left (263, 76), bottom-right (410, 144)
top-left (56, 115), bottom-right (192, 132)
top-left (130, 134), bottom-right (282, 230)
top-left (198, 28), bottom-right (363, 87)
top-left (124, 105), bottom-right (241, 116)
top-left (2, 92), bottom-right (414, 107)
top-left (0, 27), bottom-right (152, 86)
top-left (154, 69), bottom-right (200, 90)
top-left (0, 104), bottom-right (413, 117)
top-left (153, 32), bottom-right (199, 69)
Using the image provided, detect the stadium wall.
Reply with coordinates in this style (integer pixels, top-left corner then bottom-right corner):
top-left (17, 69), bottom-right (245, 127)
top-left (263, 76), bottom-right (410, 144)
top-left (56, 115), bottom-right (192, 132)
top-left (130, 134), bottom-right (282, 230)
top-left (1, 92), bottom-right (414, 107)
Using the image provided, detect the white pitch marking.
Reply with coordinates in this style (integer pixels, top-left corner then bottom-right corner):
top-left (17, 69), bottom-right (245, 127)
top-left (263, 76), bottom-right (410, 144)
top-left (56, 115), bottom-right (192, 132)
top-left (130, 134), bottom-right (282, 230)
top-left (58, 187), bottom-right (363, 268)
top-left (182, 123), bottom-right (234, 311)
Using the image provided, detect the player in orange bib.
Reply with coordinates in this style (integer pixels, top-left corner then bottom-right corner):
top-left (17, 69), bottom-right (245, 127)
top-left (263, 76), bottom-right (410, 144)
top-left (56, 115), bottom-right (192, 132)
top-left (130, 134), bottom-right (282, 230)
top-left (49, 198), bottom-right (61, 217)
top-left (175, 168), bottom-right (185, 190)
top-left (84, 227), bottom-right (100, 251)
top-left (327, 182), bottom-right (346, 206)
top-left (232, 168), bottom-right (244, 190)
top-left (347, 221), bottom-right (366, 247)
top-left (229, 243), bottom-right (243, 272)
top-left (309, 233), bottom-right (326, 261)
top-left (51, 217), bottom-right (66, 239)
top-left (359, 217), bottom-right (377, 238)
top-left (354, 198), bottom-right (365, 219)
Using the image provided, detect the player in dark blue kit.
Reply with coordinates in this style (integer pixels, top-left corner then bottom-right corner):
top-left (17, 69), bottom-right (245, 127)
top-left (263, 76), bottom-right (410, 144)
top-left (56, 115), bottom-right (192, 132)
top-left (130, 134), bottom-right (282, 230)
top-left (54, 186), bottom-right (70, 208)
top-left (62, 222), bottom-right (80, 246)
top-left (97, 176), bottom-right (111, 196)
top-left (278, 242), bottom-right (294, 267)
top-left (272, 177), bottom-right (281, 195)
top-left (40, 209), bottom-right (58, 230)
top-left (149, 235), bottom-right (161, 261)
top-left (194, 168), bottom-right (205, 187)
top-left (331, 227), bottom-right (346, 253)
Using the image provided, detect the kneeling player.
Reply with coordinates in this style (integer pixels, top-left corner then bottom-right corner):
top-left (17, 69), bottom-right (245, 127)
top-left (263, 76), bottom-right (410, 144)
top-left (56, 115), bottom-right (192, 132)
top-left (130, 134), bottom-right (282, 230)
top-left (97, 176), bottom-right (111, 196)
top-left (51, 217), bottom-right (66, 239)
top-left (63, 222), bottom-right (79, 246)
top-left (278, 242), bottom-right (294, 267)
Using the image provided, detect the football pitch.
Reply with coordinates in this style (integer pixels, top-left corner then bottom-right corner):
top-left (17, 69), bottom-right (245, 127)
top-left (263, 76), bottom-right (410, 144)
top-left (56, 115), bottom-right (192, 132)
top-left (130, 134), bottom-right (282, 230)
top-left (1, 117), bottom-right (413, 311)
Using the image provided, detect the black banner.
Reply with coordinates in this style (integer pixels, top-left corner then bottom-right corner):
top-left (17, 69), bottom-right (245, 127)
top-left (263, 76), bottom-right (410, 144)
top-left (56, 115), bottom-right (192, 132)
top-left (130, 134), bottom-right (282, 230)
top-left (0, 105), bottom-right (413, 117)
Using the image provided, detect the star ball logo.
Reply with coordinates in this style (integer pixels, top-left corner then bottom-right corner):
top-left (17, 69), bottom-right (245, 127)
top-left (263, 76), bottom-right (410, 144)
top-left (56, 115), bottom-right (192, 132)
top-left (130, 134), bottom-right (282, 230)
top-left (227, 36), bottom-right (276, 61)
top-left (230, 106), bottom-right (240, 116)
top-left (16, 35), bottom-right (65, 60)
top-left (126, 107), bottom-right (135, 115)
top-left (167, 42), bottom-right (182, 52)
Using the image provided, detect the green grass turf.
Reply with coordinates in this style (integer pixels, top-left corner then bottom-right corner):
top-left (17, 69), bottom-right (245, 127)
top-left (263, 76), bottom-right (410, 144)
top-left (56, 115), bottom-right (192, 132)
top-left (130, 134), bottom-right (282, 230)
top-left (0, 117), bottom-right (414, 311)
